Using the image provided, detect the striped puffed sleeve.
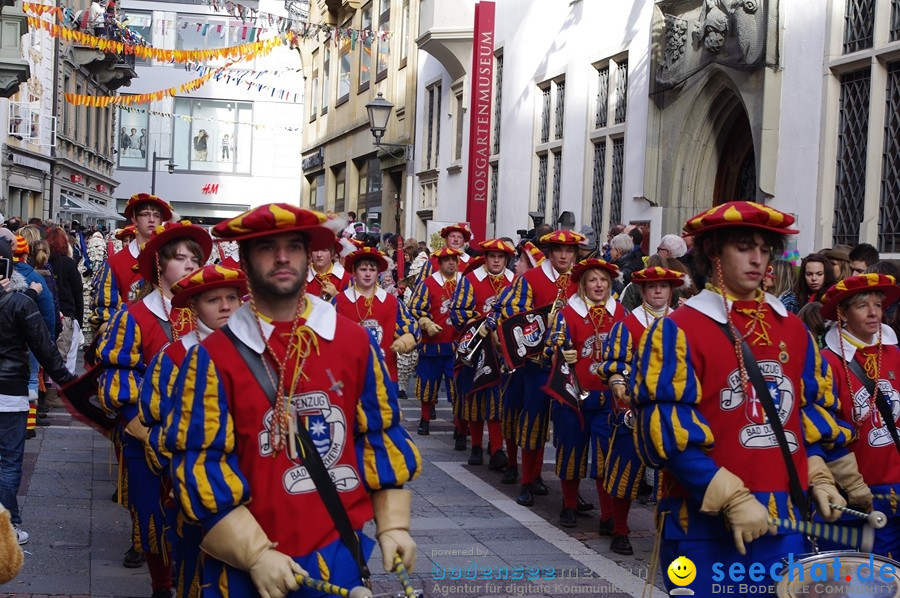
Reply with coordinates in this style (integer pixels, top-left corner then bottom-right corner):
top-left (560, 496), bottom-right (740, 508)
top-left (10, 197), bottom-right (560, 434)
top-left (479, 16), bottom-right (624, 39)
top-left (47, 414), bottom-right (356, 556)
top-left (394, 300), bottom-right (420, 341)
top-left (407, 278), bottom-right (432, 321)
top-left (138, 350), bottom-right (179, 475)
top-left (449, 277), bottom-right (477, 329)
top-left (498, 276), bottom-right (532, 320)
top-left (96, 306), bottom-right (144, 420)
top-left (632, 317), bottom-right (718, 499)
top-left (355, 335), bottom-right (422, 490)
top-left (598, 320), bottom-right (634, 382)
top-left (89, 260), bottom-right (122, 332)
top-left (165, 345), bottom-right (250, 528)
top-left (798, 330), bottom-right (854, 458)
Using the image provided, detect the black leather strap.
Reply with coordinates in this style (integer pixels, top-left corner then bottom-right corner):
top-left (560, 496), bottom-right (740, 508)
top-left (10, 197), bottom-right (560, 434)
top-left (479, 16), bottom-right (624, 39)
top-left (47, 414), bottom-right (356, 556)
top-left (717, 323), bottom-right (809, 518)
top-left (220, 325), bottom-right (372, 585)
top-left (846, 358), bottom-right (900, 458)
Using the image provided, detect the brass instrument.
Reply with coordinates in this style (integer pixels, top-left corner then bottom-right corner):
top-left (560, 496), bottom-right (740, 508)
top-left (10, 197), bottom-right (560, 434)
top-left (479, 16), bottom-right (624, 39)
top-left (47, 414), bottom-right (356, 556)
top-left (456, 319), bottom-right (488, 367)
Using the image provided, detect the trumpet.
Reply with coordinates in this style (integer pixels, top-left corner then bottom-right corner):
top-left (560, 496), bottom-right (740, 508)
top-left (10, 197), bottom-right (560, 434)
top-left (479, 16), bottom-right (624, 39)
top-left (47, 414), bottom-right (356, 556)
top-left (457, 319), bottom-right (488, 367)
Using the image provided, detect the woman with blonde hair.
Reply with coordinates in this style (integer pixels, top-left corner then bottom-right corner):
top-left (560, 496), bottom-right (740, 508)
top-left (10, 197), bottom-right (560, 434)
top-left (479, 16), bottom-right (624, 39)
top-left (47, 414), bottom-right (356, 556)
top-left (769, 259), bottom-right (798, 313)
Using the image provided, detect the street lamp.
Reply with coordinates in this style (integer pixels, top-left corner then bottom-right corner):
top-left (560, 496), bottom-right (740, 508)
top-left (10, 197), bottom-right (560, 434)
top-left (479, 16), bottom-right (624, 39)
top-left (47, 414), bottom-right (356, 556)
top-left (151, 150), bottom-right (177, 195)
top-left (365, 92), bottom-right (412, 161)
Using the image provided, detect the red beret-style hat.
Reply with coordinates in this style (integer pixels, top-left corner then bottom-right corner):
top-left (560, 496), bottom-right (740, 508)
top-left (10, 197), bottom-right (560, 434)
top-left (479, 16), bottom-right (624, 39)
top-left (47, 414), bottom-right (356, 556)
top-left (572, 258), bottom-right (620, 283)
top-left (539, 230), bottom-right (587, 246)
top-left (212, 203), bottom-right (336, 251)
top-left (344, 247), bottom-right (389, 273)
top-left (682, 201), bottom-right (798, 237)
top-left (630, 266), bottom-right (686, 288)
top-left (114, 225), bottom-right (137, 241)
top-left (440, 223), bottom-right (472, 242)
top-left (821, 273), bottom-right (900, 320)
top-left (432, 246), bottom-right (462, 259)
top-left (171, 264), bottom-right (247, 308)
top-left (137, 221), bottom-right (213, 283)
top-left (478, 238), bottom-right (516, 255)
top-left (519, 241), bottom-right (545, 268)
top-left (123, 193), bottom-right (174, 222)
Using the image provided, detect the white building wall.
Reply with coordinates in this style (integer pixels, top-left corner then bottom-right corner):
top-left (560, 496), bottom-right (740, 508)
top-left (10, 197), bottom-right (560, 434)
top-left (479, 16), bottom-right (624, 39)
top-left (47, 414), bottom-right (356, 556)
top-left (114, 0), bottom-right (304, 220)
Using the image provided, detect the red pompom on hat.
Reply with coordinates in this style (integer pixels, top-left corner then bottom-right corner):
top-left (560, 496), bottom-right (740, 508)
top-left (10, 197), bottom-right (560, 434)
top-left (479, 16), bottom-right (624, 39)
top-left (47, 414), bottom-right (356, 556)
top-left (682, 200), bottom-right (798, 237)
top-left (171, 264), bottom-right (247, 309)
top-left (630, 266), bottom-right (686, 288)
top-left (478, 238), bottom-right (516, 255)
top-left (432, 246), bottom-right (462, 259)
top-left (440, 223), bottom-right (472, 242)
top-left (137, 221), bottom-right (213, 283)
top-left (123, 193), bottom-right (174, 222)
top-left (344, 247), bottom-right (389, 273)
top-left (211, 203), bottom-right (336, 251)
top-left (539, 230), bottom-right (586, 246)
top-left (820, 273), bottom-right (900, 320)
top-left (572, 258), bottom-right (620, 283)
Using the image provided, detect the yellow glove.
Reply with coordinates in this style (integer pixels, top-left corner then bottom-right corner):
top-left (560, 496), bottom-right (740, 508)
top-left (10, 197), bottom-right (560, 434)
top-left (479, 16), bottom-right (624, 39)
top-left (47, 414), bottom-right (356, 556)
top-left (827, 453), bottom-right (872, 512)
top-left (477, 325), bottom-right (490, 338)
top-left (608, 375), bottom-right (629, 406)
top-left (373, 489), bottom-right (417, 573)
top-left (418, 317), bottom-right (442, 337)
top-left (561, 349), bottom-right (578, 364)
top-left (809, 455), bottom-right (846, 522)
top-left (390, 333), bottom-right (417, 354)
top-left (200, 506), bottom-right (306, 598)
top-left (701, 467), bottom-right (773, 556)
top-left (124, 416), bottom-right (150, 444)
top-left (320, 281), bottom-right (338, 299)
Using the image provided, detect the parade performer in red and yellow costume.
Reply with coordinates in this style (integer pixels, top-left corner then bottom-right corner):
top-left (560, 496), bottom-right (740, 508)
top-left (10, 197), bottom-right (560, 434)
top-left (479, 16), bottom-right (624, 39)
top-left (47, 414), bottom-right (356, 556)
top-left (545, 258), bottom-right (625, 530)
top-left (97, 221), bottom-right (211, 597)
top-left (334, 246), bottom-right (419, 384)
top-left (450, 239), bottom-right (515, 468)
top-left (138, 264), bottom-right (246, 598)
top-left (820, 274), bottom-right (900, 558)
top-left (90, 193), bottom-right (174, 332)
top-left (631, 201), bottom-right (852, 594)
top-left (409, 247), bottom-right (463, 439)
top-left (600, 266), bottom-right (684, 555)
top-left (306, 239), bottom-right (350, 301)
top-left (499, 230), bottom-right (582, 506)
top-left (165, 204), bottom-right (421, 597)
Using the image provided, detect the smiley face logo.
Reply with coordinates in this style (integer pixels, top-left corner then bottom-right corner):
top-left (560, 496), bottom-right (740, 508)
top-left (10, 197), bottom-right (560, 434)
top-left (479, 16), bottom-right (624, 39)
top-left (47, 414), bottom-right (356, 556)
top-left (667, 556), bottom-right (696, 587)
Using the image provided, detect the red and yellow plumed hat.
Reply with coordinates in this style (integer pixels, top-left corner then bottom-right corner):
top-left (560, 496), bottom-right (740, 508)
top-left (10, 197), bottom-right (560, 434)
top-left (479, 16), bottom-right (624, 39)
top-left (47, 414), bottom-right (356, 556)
top-left (462, 256), bottom-right (485, 276)
top-left (432, 246), bottom-right (462, 259)
top-left (114, 225), bottom-right (136, 241)
top-left (12, 235), bottom-right (29, 259)
top-left (171, 264), bottom-right (247, 309)
top-left (478, 238), bottom-right (516, 255)
top-left (123, 193), bottom-right (174, 222)
top-left (137, 221), bottom-right (213, 283)
top-left (440, 222), bottom-right (472, 242)
top-left (212, 203), bottom-right (336, 251)
top-left (820, 273), bottom-right (900, 320)
top-left (344, 247), bottom-right (389, 273)
top-left (630, 266), bottom-right (686, 288)
top-left (539, 230), bottom-right (586, 246)
top-left (572, 258), bottom-right (620, 283)
top-left (519, 241), bottom-right (545, 268)
top-left (682, 200), bottom-right (798, 237)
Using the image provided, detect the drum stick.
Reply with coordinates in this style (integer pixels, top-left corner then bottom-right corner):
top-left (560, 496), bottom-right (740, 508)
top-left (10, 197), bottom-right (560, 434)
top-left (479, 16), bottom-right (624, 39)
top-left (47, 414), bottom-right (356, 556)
top-left (392, 555), bottom-right (417, 597)
top-left (768, 517), bottom-right (863, 550)
top-left (829, 504), bottom-right (888, 529)
top-left (294, 574), bottom-right (373, 598)
top-left (873, 493), bottom-right (897, 502)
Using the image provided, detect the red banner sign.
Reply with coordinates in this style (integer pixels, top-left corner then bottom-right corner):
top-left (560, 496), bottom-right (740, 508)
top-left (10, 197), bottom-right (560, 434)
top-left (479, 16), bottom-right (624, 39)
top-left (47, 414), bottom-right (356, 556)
top-left (464, 1), bottom-right (495, 244)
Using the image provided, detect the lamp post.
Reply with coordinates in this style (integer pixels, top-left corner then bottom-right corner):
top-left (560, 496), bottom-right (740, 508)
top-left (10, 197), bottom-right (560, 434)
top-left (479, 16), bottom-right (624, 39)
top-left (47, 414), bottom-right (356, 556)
top-left (151, 151), bottom-right (176, 195)
top-left (365, 92), bottom-right (412, 237)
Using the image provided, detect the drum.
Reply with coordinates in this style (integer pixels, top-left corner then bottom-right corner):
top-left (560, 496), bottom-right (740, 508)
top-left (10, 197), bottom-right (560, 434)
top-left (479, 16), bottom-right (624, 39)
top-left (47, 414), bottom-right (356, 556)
top-left (776, 551), bottom-right (900, 597)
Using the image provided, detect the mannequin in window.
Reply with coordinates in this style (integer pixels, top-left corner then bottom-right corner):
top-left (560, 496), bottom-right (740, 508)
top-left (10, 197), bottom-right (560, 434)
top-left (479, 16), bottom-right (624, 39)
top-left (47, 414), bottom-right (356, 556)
top-left (221, 134), bottom-right (230, 161)
top-left (193, 130), bottom-right (208, 161)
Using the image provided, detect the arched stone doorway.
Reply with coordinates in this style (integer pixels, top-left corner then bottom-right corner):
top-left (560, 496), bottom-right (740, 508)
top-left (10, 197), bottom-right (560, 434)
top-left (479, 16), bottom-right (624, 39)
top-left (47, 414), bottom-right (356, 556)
top-left (714, 106), bottom-right (756, 203)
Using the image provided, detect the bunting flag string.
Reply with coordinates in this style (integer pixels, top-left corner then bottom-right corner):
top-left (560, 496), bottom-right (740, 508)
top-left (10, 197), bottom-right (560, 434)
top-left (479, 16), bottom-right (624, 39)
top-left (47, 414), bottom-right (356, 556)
top-left (183, 62), bottom-right (304, 77)
top-left (187, 63), bottom-right (302, 100)
top-left (24, 8), bottom-right (293, 63)
top-left (119, 105), bottom-right (302, 132)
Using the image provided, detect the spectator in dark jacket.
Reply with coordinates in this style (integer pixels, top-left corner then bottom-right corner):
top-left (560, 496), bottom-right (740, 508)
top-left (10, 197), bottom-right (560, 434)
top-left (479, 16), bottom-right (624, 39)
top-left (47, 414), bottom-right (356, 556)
top-left (12, 235), bottom-right (55, 405)
top-left (610, 232), bottom-right (642, 291)
top-left (47, 227), bottom-right (84, 372)
top-left (0, 238), bottom-right (74, 545)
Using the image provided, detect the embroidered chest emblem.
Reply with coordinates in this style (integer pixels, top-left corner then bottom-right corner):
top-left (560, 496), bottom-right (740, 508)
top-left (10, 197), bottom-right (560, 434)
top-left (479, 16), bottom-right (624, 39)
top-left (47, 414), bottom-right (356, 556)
top-left (720, 360), bottom-right (798, 452)
top-left (851, 382), bottom-right (900, 448)
top-left (259, 391), bottom-right (360, 494)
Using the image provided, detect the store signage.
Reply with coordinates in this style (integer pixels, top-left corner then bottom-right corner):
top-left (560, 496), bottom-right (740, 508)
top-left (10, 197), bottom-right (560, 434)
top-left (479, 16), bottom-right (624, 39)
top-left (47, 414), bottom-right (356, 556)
top-left (202, 183), bottom-right (219, 195)
top-left (96, 184), bottom-right (107, 193)
top-left (70, 174), bottom-right (83, 183)
top-left (465, 1), bottom-right (495, 243)
top-left (302, 148), bottom-right (325, 171)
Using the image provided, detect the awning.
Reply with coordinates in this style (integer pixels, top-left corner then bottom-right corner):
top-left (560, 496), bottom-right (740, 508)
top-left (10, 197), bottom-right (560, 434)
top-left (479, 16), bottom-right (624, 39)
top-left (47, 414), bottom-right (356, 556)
top-left (90, 200), bottom-right (125, 221)
top-left (59, 194), bottom-right (104, 216)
